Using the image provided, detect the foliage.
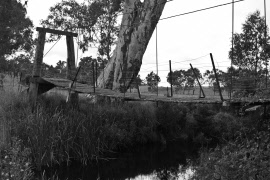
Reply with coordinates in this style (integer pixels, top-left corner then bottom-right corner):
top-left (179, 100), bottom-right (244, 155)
top-left (156, 103), bottom-right (188, 140)
top-left (167, 68), bottom-right (202, 94)
top-left (0, 0), bottom-right (34, 58)
top-left (0, 137), bottom-right (34, 180)
top-left (167, 68), bottom-right (202, 87)
top-left (229, 10), bottom-right (270, 81)
top-left (4, 80), bottom-right (261, 179)
top-left (203, 69), bottom-right (225, 87)
top-left (1, 90), bottom-right (160, 169)
top-left (210, 112), bottom-right (240, 141)
top-left (146, 71), bottom-right (160, 92)
top-left (78, 56), bottom-right (106, 84)
top-left (0, 87), bottom-right (226, 171)
top-left (41, 0), bottom-right (122, 60)
top-left (193, 126), bottom-right (270, 179)
top-left (129, 75), bottom-right (143, 89)
top-left (0, 54), bottom-right (33, 78)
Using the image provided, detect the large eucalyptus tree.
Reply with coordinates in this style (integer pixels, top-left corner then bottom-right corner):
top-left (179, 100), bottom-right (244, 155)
top-left (97, 0), bottom-right (167, 91)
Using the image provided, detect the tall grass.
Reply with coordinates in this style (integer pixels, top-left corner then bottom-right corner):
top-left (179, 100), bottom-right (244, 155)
top-left (1, 90), bottom-right (162, 169)
top-left (1, 87), bottom-right (238, 178)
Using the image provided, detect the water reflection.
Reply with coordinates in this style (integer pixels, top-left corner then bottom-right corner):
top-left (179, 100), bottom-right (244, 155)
top-left (129, 166), bottom-right (194, 180)
top-left (46, 142), bottom-right (197, 180)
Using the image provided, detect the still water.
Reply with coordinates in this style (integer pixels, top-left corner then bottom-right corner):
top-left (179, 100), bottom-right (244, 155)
top-left (46, 142), bottom-right (197, 180)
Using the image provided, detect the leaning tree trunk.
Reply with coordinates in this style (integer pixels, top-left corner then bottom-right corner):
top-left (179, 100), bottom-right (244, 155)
top-left (97, 0), bottom-right (167, 92)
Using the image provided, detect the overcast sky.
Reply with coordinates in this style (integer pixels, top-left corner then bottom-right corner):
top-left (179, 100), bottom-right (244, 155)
top-left (26, 0), bottom-right (269, 86)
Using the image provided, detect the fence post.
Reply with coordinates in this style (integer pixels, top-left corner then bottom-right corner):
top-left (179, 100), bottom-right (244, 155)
top-left (136, 76), bottom-right (141, 99)
top-left (66, 35), bottom-right (76, 80)
top-left (95, 60), bottom-right (98, 87)
top-left (190, 63), bottom-right (205, 98)
top-left (29, 30), bottom-right (46, 109)
top-left (210, 53), bottom-right (224, 101)
top-left (66, 66), bottom-right (81, 104)
top-left (169, 60), bottom-right (173, 97)
top-left (92, 61), bottom-right (95, 93)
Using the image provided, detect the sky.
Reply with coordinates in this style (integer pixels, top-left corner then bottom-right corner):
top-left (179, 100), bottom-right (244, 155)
top-left (26, 0), bottom-right (270, 87)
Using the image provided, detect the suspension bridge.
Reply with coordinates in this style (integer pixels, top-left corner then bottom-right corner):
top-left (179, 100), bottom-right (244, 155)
top-left (26, 0), bottom-right (269, 110)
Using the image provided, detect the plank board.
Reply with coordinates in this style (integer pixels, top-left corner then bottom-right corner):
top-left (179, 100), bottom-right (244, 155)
top-left (43, 78), bottom-right (270, 105)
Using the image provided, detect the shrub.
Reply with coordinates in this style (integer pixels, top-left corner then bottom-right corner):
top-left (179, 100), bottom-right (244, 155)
top-left (192, 126), bottom-right (270, 179)
top-left (0, 137), bottom-right (33, 180)
top-left (156, 103), bottom-right (188, 140)
top-left (210, 112), bottom-right (240, 141)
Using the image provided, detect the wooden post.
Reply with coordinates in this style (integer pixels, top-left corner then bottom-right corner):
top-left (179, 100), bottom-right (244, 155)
top-left (264, 0), bottom-right (267, 88)
top-left (66, 66), bottom-right (81, 103)
top-left (66, 35), bottom-right (76, 80)
top-left (29, 31), bottom-right (46, 107)
top-left (136, 76), bottom-right (141, 99)
top-left (230, 0), bottom-right (234, 99)
top-left (190, 64), bottom-right (205, 98)
top-left (169, 60), bottom-right (173, 97)
top-left (66, 35), bottom-right (78, 104)
top-left (92, 61), bottom-right (95, 93)
top-left (95, 61), bottom-right (98, 87)
top-left (210, 53), bottom-right (224, 101)
top-left (120, 63), bottom-right (126, 97)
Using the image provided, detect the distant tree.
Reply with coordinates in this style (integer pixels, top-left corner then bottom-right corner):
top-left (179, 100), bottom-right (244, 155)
top-left (0, 0), bottom-right (34, 58)
top-left (203, 69), bottom-right (225, 87)
top-left (223, 67), bottom-right (258, 97)
top-left (96, 0), bottom-right (122, 61)
top-left (229, 11), bottom-right (270, 85)
top-left (78, 56), bottom-right (105, 84)
top-left (146, 71), bottom-right (160, 92)
top-left (184, 68), bottom-right (202, 87)
top-left (55, 60), bottom-right (66, 74)
top-left (13, 54), bottom-right (33, 76)
top-left (167, 68), bottom-right (202, 94)
top-left (167, 70), bottom-right (186, 87)
top-left (130, 75), bottom-right (143, 89)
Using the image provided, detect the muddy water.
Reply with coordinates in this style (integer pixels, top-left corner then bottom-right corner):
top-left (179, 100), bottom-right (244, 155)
top-left (45, 142), bottom-right (198, 180)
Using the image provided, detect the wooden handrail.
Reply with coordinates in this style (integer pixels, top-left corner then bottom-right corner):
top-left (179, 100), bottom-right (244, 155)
top-left (36, 27), bottom-right (78, 37)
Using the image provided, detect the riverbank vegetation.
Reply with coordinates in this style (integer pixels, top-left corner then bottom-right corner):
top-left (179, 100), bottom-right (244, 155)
top-left (0, 88), bottom-right (235, 179)
top-left (192, 113), bottom-right (270, 179)
top-left (1, 88), bottom-right (270, 179)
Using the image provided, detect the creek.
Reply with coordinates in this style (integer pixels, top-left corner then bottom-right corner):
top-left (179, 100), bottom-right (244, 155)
top-left (44, 141), bottom-right (198, 180)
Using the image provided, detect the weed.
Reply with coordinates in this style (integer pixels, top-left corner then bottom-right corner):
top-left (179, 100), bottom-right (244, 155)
top-left (0, 137), bottom-right (33, 180)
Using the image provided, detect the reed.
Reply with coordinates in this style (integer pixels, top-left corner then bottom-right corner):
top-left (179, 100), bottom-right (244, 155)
top-left (1, 87), bottom-right (234, 179)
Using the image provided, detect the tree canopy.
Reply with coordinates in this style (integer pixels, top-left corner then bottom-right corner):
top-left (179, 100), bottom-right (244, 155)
top-left (229, 10), bottom-right (270, 74)
top-left (41, 0), bottom-right (123, 61)
top-left (0, 0), bottom-right (34, 58)
top-left (167, 68), bottom-right (202, 88)
top-left (146, 71), bottom-right (160, 92)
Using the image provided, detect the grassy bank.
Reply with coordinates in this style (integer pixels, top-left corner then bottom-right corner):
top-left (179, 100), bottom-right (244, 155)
top-left (0, 89), bottom-right (241, 179)
top-left (191, 109), bottom-right (270, 179)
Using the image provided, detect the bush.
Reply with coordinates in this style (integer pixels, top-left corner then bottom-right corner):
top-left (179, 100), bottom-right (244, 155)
top-left (156, 103), bottom-right (188, 140)
top-left (0, 137), bottom-right (33, 180)
top-left (210, 112), bottom-right (240, 141)
top-left (192, 124), bottom-right (270, 179)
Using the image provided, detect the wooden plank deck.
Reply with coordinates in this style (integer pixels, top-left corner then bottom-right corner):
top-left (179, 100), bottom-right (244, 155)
top-left (43, 78), bottom-right (270, 105)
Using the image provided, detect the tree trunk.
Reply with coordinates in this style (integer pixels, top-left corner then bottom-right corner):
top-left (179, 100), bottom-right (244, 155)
top-left (97, 0), bottom-right (167, 92)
